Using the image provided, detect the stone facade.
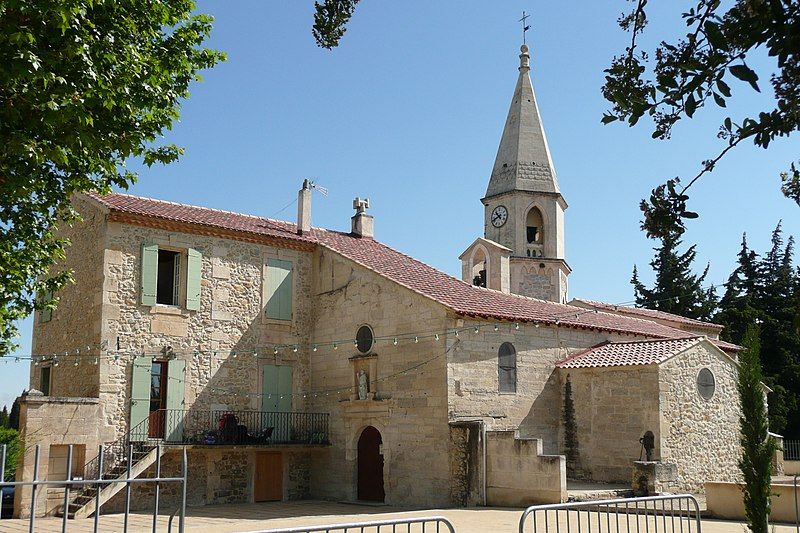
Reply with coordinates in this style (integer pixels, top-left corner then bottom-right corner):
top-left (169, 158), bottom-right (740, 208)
top-left (307, 247), bottom-right (452, 506)
top-left (658, 341), bottom-right (742, 492)
top-left (559, 366), bottom-right (661, 482)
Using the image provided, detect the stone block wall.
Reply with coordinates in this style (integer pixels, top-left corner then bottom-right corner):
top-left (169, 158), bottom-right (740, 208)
top-left (447, 320), bottom-right (609, 454)
top-left (485, 430), bottom-right (566, 506)
top-left (30, 195), bottom-right (107, 398)
top-left (98, 220), bottom-right (315, 440)
top-left (560, 366), bottom-right (661, 483)
top-left (658, 341), bottom-right (742, 492)
top-left (14, 392), bottom-right (114, 518)
top-left (307, 247), bottom-right (452, 506)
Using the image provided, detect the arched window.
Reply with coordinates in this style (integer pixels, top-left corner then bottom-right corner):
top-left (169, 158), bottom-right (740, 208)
top-left (471, 247), bottom-right (487, 288)
top-left (526, 207), bottom-right (544, 245)
top-left (498, 342), bottom-right (517, 393)
top-left (356, 325), bottom-right (374, 354)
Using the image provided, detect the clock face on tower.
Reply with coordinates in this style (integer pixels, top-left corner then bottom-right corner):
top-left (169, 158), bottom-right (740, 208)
top-left (491, 205), bottom-right (508, 228)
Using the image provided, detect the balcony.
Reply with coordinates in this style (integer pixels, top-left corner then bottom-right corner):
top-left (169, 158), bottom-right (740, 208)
top-left (131, 409), bottom-right (330, 447)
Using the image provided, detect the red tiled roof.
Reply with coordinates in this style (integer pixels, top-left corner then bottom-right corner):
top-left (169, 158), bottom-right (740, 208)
top-left (556, 337), bottom-right (703, 368)
top-left (86, 192), bottom-right (735, 344)
top-left (570, 298), bottom-right (724, 332)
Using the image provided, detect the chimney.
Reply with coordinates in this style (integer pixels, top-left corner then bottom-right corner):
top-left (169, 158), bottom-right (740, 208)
top-left (297, 179), bottom-right (312, 235)
top-left (351, 197), bottom-right (373, 238)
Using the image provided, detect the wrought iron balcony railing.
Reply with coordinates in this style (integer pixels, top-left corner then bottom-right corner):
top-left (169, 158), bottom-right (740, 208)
top-left (130, 409), bottom-right (330, 446)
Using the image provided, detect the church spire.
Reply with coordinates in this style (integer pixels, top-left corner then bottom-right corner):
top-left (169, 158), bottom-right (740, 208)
top-left (485, 44), bottom-right (560, 198)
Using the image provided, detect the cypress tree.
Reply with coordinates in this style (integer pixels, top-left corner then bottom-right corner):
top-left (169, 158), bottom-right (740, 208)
top-left (8, 396), bottom-right (20, 430)
top-left (0, 406), bottom-right (7, 428)
top-left (737, 326), bottom-right (777, 533)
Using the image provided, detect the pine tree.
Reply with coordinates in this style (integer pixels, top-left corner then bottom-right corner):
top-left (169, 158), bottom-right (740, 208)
top-left (718, 235), bottom-right (762, 344)
top-left (632, 234), bottom-right (718, 320)
top-left (717, 223), bottom-right (800, 437)
top-left (737, 326), bottom-right (777, 533)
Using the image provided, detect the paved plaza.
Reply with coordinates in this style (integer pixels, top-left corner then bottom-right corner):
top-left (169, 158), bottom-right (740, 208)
top-left (0, 500), bottom-right (796, 533)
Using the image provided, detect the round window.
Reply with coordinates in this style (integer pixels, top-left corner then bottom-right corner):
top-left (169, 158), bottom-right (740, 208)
top-left (697, 368), bottom-right (715, 400)
top-left (356, 325), bottom-right (374, 354)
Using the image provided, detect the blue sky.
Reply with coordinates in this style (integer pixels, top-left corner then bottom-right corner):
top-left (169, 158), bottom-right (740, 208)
top-left (2, 2), bottom-right (797, 406)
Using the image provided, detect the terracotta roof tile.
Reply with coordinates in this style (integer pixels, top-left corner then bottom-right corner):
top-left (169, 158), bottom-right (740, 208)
top-left (87, 192), bottom-right (737, 346)
top-left (556, 337), bottom-right (702, 368)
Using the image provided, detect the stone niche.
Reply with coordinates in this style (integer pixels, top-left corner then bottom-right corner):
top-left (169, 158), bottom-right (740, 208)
top-left (349, 354), bottom-right (377, 401)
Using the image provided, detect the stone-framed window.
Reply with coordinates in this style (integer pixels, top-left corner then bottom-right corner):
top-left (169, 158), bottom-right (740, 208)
top-left (140, 243), bottom-right (202, 311)
top-left (498, 342), bottom-right (517, 393)
top-left (356, 325), bottom-right (374, 354)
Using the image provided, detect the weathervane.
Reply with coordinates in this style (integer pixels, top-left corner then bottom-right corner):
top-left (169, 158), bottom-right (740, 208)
top-left (519, 10), bottom-right (531, 44)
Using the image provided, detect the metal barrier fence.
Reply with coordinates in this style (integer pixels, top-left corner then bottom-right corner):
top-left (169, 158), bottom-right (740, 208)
top-left (519, 494), bottom-right (702, 533)
top-left (786, 440), bottom-right (800, 461)
top-left (794, 475), bottom-right (799, 533)
top-left (0, 443), bottom-right (187, 533)
top-left (238, 516), bottom-right (457, 533)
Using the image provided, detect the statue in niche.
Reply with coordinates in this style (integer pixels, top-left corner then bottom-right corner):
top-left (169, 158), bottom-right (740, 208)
top-left (357, 369), bottom-right (369, 400)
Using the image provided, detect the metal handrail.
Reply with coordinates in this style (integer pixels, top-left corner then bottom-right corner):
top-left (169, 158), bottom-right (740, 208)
top-left (238, 516), bottom-right (457, 533)
top-left (519, 494), bottom-right (702, 533)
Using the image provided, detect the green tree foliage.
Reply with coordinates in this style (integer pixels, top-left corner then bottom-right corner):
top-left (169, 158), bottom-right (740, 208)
top-left (631, 182), bottom-right (718, 320)
top-left (0, 0), bottom-right (225, 356)
top-left (0, 406), bottom-right (8, 428)
top-left (0, 427), bottom-right (20, 481)
top-left (7, 397), bottom-right (20, 431)
top-left (602, 0), bottom-right (800, 238)
top-left (562, 374), bottom-right (580, 477)
top-left (717, 223), bottom-right (800, 436)
top-left (312, 0), bottom-right (360, 50)
top-left (736, 326), bottom-right (777, 533)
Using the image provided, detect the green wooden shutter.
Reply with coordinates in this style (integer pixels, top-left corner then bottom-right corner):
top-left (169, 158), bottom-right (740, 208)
top-left (130, 356), bottom-right (152, 442)
top-left (266, 259), bottom-right (293, 320)
top-left (165, 358), bottom-right (186, 442)
top-left (262, 365), bottom-right (280, 412)
top-left (185, 248), bottom-right (202, 311)
top-left (40, 291), bottom-right (53, 323)
top-left (140, 243), bottom-right (159, 306)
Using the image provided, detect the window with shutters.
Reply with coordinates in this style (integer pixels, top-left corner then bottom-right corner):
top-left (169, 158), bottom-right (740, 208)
top-left (265, 259), bottom-right (293, 321)
top-left (498, 342), bottom-right (517, 393)
top-left (140, 243), bottom-right (202, 311)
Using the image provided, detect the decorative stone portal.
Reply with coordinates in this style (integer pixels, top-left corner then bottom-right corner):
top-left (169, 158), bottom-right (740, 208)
top-left (357, 426), bottom-right (385, 502)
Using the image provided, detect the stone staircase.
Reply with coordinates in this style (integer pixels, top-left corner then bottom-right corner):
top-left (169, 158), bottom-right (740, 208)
top-left (58, 444), bottom-right (163, 519)
top-left (566, 480), bottom-right (634, 502)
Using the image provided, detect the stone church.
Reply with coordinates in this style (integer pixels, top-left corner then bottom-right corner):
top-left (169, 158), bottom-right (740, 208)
top-left (14, 44), bottom-right (744, 518)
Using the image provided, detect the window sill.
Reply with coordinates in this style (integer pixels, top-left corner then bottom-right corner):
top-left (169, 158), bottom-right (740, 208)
top-left (149, 305), bottom-right (190, 317)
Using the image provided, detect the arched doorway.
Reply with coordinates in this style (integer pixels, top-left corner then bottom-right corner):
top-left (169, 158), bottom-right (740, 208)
top-left (357, 426), bottom-right (385, 502)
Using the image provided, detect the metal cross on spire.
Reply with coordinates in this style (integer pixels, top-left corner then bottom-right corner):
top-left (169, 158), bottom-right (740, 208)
top-left (519, 10), bottom-right (532, 44)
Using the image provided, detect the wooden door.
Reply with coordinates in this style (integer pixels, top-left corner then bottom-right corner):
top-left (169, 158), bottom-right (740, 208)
top-left (357, 426), bottom-right (385, 502)
top-left (254, 452), bottom-right (283, 502)
top-left (148, 361), bottom-right (168, 439)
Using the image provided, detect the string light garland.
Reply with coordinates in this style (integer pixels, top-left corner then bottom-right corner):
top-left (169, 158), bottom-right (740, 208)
top-left (2, 277), bottom-right (733, 365)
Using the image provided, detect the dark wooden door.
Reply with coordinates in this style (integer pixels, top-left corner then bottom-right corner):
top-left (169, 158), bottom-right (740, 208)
top-left (357, 426), bottom-right (384, 502)
top-left (255, 452), bottom-right (283, 502)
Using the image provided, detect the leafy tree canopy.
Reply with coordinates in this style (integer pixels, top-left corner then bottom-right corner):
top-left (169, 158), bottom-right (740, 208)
top-left (312, 0), bottom-right (360, 50)
top-left (603, 0), bottom-right (800, 238)
top-left (0, 0), bottom-right (225, 356)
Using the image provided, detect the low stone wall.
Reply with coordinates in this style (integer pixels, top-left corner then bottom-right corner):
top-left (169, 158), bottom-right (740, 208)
top-left (486, 430), bottom-right (565, 506)
top-left (705, 481), bottom-right (799, 524)
top-left (785, 461), bottom-right (800, 476)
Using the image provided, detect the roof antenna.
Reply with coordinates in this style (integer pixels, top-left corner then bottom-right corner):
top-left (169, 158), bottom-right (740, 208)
top-left (307, 180), bottom-right (329, 197)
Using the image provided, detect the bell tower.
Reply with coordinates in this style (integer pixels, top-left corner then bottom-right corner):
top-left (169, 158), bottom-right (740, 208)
top-left (480, 43), bottom-right (570, 303)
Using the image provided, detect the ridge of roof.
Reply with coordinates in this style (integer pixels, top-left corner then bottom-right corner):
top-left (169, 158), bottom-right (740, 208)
top-left (570, 298), bottom-right (725, 331)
